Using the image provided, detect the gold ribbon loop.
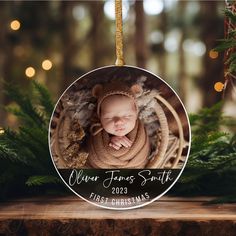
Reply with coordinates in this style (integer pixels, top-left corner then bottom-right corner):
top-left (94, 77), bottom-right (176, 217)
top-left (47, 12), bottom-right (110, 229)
top-left (115, 0), bottom-right (125, 66)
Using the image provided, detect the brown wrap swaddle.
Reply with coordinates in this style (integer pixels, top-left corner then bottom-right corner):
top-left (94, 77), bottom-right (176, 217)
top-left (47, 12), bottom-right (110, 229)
top-left (86, 82), bottom-right (150, 169)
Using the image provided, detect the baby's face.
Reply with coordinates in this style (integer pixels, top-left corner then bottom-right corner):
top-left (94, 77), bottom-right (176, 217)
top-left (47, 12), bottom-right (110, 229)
top-left (100, 95), bottom-right (138, 136)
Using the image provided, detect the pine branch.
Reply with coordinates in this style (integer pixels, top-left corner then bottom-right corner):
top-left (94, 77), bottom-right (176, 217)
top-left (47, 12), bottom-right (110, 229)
top-left (32, 81), bottom-right (54, 119)
top-left (171, 102), bottom-right (236, 202)
top-left (224, 8), bottom-right (236, 23)
top-left (189, 102), bottom-right (223, 134)
top-left (4, 83), bottom-right (46, 127)
top-left (214, 39), bottom-right (236, 52)
top-left (0, 144), bottom-right (19, 162)
top-left (0, 81), bottom-right (65, 199)
top-left (5, 106), bottom-right (41, 128)
top-left (26, 175), bottom-right (61, 186)
top-left (0, 129), bottom-right (36, 165)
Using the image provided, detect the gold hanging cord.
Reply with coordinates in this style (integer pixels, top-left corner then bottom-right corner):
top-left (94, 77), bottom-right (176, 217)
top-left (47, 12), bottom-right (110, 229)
top-left (115, 0), bottom-right (125, 66)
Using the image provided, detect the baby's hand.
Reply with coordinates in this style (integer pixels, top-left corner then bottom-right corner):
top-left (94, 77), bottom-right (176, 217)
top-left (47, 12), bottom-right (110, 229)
top-left (109, 136), bottom-right (133, 150)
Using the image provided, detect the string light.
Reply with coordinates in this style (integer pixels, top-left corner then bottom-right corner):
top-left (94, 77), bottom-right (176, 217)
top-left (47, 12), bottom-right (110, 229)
top-left (42, 59), bottom-right (52, 70)
top-left (214, 82), bottom-right (224, 92)
top-left (209, 49), bottom-right (218, 59)
top-left (10, 20), bottom-right (21, 31)
top-left (25, 67), bottom-right (35, 78)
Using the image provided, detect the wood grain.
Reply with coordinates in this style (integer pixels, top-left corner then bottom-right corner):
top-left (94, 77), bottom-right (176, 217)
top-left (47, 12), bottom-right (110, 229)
top-left (0, 196), bottom-right (236, 236)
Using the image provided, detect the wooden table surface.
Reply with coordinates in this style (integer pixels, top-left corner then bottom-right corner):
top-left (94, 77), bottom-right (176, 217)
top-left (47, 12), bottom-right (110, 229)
top-left (0, 196), bottom-right (236, 236)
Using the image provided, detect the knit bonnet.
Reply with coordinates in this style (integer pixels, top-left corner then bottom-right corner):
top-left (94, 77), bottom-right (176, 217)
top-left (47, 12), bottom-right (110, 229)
top-left (92, 82), bottom-right (142, 117)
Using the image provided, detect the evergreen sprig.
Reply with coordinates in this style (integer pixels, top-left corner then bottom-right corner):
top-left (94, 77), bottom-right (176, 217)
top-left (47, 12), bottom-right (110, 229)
top-left (171, 103), bottom-right (236, 203)
top-left (4, 83), bottom-right (46, 127)
top-left (0, 81), bottom-right (63, 199)
top-left (32, 81), bottom-right (54, 120)
top-left (26, 175), bottom-right (61, 186)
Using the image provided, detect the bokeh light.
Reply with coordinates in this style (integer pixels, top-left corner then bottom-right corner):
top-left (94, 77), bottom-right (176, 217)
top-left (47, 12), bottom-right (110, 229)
top-left (25, 67), bottom-right (35, 78)
top-left (73, 5), bottom-right (86, 21)
top-left (186, 1), bottom-right (200, 15)
top-left (144, 0), bottom-right (163, 15)
top-left (193, 41), bottom-right (206, 57)
top-left (183, 39), bottom-right (206, 56)
top-left (164, 37), bottom-right (178, 53)
top-left (10, 20), bottom-right (21, 31)
top-left (209, 50), bottom-right (219, 59)
top-left (42, 59), bottom-right (53, 70)
top-left (104, 0), bottom-right (129, 20)
top-left (0, 127), bottom-right (4, 135)
top-left (149, 31), bottom-right (164, 44)
top-left (214, 82), bottom-right (224, 92)
top-left (165, 0), bottom-right (178, 11)
top-left (164, 30), bottom-right (181, 53)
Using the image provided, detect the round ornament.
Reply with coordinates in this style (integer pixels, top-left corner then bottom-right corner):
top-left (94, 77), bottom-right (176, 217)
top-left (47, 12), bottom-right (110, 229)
top-left (49, 65), bottom-right (191, 210)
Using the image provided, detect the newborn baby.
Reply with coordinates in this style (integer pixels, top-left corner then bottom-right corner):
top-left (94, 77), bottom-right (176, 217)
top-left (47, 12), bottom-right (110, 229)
top-left (86, 82), bottom-right (150, 169)
top-left (101, 94), bottom-right (137, 150)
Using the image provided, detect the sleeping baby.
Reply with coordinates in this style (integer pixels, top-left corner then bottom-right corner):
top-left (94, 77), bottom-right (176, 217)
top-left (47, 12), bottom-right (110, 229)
top-left (86, 82), bottom-right (150, 169)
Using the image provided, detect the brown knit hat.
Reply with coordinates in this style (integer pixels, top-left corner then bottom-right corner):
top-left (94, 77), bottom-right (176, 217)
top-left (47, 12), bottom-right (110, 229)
top-left (92, 82), bottom-right (142, 117)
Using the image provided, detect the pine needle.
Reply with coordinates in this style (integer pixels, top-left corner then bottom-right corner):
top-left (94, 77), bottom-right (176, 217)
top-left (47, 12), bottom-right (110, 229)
top-left (26, 175), bottom-right (61, 186)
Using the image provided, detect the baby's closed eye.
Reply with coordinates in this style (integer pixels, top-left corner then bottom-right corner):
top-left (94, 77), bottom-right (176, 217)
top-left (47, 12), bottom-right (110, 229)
top-left (123, 114), bottom-right (134, 118)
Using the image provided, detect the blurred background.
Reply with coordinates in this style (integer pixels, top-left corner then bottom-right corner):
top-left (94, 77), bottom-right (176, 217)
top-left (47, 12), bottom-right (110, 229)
top-left (0, 0), bottom-right (234, 129)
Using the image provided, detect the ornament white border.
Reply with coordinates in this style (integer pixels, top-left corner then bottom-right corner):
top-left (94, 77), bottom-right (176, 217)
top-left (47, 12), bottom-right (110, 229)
top-left (48, 65), bottom-right (192, 211)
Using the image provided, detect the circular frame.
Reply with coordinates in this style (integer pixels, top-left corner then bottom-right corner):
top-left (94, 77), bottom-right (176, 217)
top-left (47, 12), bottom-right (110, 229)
top-left (48, 65), bottom-right (191, 210)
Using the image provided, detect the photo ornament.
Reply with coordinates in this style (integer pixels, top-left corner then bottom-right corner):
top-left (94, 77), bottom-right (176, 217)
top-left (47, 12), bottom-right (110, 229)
top-left (49, 65), bottom-right (191, 210)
